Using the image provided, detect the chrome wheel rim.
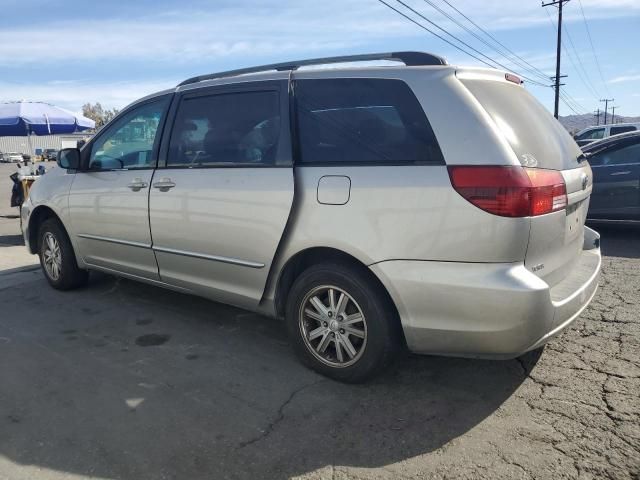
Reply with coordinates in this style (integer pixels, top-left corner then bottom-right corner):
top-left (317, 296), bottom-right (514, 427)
top-left (299, 285), bottom-right (367, 368)
top-left (42, 232), bottom-right (62, 281)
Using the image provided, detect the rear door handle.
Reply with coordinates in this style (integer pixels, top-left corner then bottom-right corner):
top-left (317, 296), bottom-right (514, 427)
top-left (610, 171), bottom-right (631, 176)
top-left (127, 178), bottom-right (148, 191)
top-left (152, 178), bottom-right (176, 192)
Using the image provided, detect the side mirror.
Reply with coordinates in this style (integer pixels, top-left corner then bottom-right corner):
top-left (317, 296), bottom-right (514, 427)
top-left (57, 148), bottom-right (81, 170)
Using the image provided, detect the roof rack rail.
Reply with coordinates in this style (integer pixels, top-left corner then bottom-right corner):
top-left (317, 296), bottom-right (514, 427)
top-left (177, 51), bottom-right (447, 87)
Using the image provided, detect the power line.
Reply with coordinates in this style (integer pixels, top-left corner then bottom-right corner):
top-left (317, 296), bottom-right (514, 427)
top-left (577, 0), bottom-right (611, 97)
top-left (559, 91), bottom-right (585, 115)
top-left (562, 23), bottom-right (601, 99)
top-left (420, 0), bottom-right (550, 82)
top-left (377, 0), bottom-right (549, 87)
top-left (562, 90), bottom-right (587, 113)
top-left (543, 3), bottom-right (599, 117)
top-left (559, 94), bottom-right (581, 115)
top-left (438, 0), bottom-right (553, 82)
top-left (394, 0), bottom-right (512, 70)
top-left (375, 0), bottom-right (496, 68)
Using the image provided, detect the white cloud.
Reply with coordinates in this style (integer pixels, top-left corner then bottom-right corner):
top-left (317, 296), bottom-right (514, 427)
top-left (609, 73), bottom-right (640, 84)
top-left (1, 0), bottom-right (637, 111)
top-left (0, 80), bottom-right (178, 111)
top-left (0, 0), bottom-right (636, 66)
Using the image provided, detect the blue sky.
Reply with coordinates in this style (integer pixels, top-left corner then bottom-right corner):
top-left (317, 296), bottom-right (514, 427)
top-left (1, 0), bottom-right (638, 119)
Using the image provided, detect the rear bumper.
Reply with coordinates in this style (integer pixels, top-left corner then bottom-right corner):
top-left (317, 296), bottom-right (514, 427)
top-left (370, 226), bottom-right (601, 358)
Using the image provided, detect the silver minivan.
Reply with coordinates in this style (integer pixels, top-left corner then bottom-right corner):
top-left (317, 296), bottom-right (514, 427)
top-left (22, 52), bottom-right (601, 382)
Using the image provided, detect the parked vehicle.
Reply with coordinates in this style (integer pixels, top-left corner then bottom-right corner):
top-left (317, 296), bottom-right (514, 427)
top-left (574, 123), bottom-right (639, 147)
top-left (42, 149), bottom-right (58, 161)
top-left (582, 131), bottom-right (640, 223)
top-left (3, 152), bottom-right (24, 163)
top-left (21, 52), bottom-right (601, 382)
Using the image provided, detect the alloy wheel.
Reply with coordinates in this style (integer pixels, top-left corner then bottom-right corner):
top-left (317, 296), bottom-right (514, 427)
top-left (299, 285), bottom-right (367, 367)
top-left (42, 232), bottom-right (62, 281)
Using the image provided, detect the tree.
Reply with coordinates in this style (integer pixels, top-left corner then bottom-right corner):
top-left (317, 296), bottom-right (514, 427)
top-left (82, 102), bottom-right (120, 130)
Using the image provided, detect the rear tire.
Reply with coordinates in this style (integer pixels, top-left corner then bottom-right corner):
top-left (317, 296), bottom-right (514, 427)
top-left (38, 218), bottom-right (88, 290)
top-left (285, 262), bottom-right (400, 383)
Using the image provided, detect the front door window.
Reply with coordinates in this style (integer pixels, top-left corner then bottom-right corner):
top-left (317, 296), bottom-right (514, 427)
top-left (89, 99), bottom-right (168, 170)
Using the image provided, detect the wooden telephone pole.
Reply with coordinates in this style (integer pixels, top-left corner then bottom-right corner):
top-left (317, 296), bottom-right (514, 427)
top-left (542, 0), bottom-right (570, 119)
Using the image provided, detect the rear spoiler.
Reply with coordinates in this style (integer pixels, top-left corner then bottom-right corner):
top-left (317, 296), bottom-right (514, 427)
top-left (455, 67), bottom-right (524, 86)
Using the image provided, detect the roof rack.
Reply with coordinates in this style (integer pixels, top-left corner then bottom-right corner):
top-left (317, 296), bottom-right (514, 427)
top-left (177, 51), bottom-right (447, 87)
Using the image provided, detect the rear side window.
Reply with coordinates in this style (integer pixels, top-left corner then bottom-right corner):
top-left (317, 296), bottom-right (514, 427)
top-left (168, 90), bottom-right (281, 167)
top-left (295, 78), bottom-right (443, 165)
top-left (590, 141), bottom-right (640, 166)
top-left (610, 126), bottom-right (637, 136)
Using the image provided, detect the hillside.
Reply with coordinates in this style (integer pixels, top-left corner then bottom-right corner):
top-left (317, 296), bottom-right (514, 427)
top-left (559, 114), bottom-right (640, 134)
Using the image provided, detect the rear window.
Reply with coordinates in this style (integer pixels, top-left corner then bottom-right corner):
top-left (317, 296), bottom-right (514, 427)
top-left (461, 79), bottom-right (582, 170)
top-left (610, 125), bottom-right (636, 136)
top-left (295, 78), bottom-right (443, 165)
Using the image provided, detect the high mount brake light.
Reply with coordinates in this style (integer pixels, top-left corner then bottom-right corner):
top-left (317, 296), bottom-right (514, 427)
top-left (505, 73), bottom-right (522, 84)
top-left (448, 166), bottom-right (567, 217)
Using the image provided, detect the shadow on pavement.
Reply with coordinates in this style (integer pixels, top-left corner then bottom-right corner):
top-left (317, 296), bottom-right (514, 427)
top-left (0, 233), bottom-right (24, 247)
top-left (592, 224), bottom-right (640, 259)
top-left (0, 273), bottom-right (533, 479)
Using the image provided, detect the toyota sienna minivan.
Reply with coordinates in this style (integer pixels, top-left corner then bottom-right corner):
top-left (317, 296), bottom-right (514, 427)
top-left (21, 52), bottom-right (601, 382)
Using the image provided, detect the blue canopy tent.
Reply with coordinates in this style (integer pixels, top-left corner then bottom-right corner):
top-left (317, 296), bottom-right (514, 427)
top-left (0, 101), bottom-right (95, 159)
top-left (0, 101), bottom-right (95, 136)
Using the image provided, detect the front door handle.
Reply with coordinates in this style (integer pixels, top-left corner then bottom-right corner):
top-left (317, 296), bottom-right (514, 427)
top-left (153, 178), bottom-right (176, 192)
top-left (610, 171), bottom-right (631, 176)
top-left (127, 178), bottom-right (148, 191)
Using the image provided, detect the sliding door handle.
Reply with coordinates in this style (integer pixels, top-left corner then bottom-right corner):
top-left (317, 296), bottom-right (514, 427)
top-left (610, 171), bottom-right (631, 176)
top-left (127, 178), bottom-right (148, 191)
top-left (153, 178), bottom-right (176, 192)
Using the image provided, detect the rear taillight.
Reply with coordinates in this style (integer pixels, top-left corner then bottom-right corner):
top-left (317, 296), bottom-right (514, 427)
top-left (448, 166), bottom-right (567, 217)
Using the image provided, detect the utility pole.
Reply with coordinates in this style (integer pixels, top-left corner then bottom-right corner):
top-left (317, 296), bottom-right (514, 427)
top-left (593, 108), bottom-right (601, 126)
top-left (600, 98), bottom-right (614, 124)
top-left (543, 0), bottom-right (570, 119)
top-left (611, 105), bottom-right (617, 124)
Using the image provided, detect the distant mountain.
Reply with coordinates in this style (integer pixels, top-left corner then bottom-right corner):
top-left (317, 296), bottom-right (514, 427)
top-left (559, 114), bottom-right (640, 134)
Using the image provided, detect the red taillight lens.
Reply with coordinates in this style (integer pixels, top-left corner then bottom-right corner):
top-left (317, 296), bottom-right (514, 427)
top-left (448, 166), bottom-right (567, 217)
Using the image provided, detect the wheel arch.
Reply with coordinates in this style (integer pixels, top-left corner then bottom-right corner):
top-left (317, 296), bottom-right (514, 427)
top-left (273, 247), bottom-right (404, 340)
top-left (27, 206), bottom-right (66, 254)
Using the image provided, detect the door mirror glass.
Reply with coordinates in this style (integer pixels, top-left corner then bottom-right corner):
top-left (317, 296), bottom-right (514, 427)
top-left (57, 148), bottom-right (81, 169)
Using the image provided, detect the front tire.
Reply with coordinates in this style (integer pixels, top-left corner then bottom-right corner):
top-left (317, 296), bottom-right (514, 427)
top-left (38, 218), bottom-right (88, 290)
top-left (285, 262), bottom-right (400, 383)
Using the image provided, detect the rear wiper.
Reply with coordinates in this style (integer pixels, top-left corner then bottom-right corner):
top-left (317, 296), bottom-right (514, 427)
top-left (577, 152), bottom-right (592, 163)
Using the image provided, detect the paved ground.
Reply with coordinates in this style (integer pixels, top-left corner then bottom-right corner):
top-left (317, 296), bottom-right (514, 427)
top-left (0, 161), bottom-right (638, 479)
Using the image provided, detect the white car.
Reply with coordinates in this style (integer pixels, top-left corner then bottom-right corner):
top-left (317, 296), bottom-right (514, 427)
top-left (574, 123), bottom-right (640, 147)
top-left (3, 152), bottom-right (24, 163)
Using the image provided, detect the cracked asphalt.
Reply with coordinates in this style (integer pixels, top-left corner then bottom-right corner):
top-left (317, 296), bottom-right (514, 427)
top-left (0, 185), bottom-right (638, 478)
